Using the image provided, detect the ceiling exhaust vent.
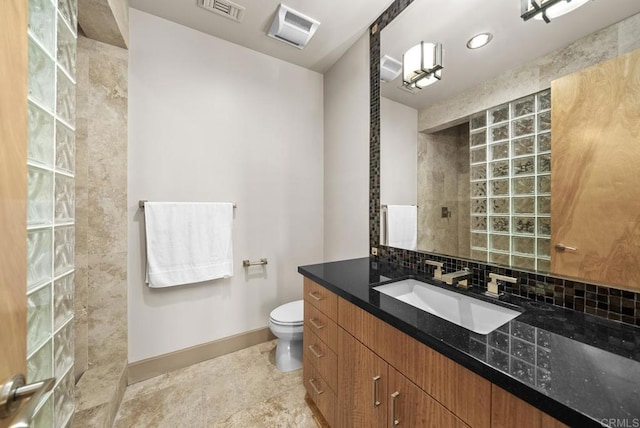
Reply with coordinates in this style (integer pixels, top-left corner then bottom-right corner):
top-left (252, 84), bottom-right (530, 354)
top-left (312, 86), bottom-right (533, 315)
top-left (267, 4), bottom-right (320, 49)
top-left (197, 0), bottom-right (245, 23)
top-left (380, 55), bottom-right (402, 82)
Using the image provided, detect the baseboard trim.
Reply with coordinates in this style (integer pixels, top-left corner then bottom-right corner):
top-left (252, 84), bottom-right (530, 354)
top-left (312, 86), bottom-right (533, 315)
top-left (127, 327), bottom-right (275, 384)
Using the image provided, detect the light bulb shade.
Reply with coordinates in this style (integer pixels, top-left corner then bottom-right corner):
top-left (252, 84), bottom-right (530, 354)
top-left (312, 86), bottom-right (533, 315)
top-left (521, 0), bottom-right (590, 22)
top-left (402, 42), bottom-right (443, 89)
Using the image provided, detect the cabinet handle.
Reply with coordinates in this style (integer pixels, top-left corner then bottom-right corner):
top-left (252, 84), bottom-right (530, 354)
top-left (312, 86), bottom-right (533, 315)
top-left (390, 391), bottom-right (400, 426)
top-left (309, 378), bottom-right (324, 395)
top-left (308, 344), bottom-right (324, 359)
top-left (308, 318), bottom-right (324, 330)
top-left (308, 291), bottom-right (323, 301)
top-left (372, 375), bottom-right (381, 408)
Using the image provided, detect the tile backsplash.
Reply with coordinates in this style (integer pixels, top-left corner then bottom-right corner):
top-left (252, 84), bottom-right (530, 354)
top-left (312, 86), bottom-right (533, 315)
top-left (374, 246), bottom-right (640, 328)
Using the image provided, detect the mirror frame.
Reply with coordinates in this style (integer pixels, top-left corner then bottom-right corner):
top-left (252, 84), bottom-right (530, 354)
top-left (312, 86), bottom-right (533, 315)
top-left (369, 0), bottom-right (415, 253)
top-left (368, 0), bottom-right (640, 326)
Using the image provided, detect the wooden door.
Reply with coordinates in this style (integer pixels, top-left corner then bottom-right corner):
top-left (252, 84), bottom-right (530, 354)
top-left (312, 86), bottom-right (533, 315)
top-left (0, 0), bottom-right (28, 427)
top-left (337, 328), bottom-right (388, 427)
top-left (388, 366), bottom-right (465, 428)
top-left (551, 48), bottom-right (640, 290)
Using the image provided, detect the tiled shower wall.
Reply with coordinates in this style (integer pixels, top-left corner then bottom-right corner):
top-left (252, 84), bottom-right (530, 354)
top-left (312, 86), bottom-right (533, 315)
top-left (417, 124), bottom-right (470, 258)
top-left (26, 0), bottom-right (77, 425)
top-left (73, 35), bottom-right (129, 428)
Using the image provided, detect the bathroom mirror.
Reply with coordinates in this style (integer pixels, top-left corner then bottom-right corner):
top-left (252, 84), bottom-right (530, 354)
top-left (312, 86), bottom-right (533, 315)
top-left (376, 0), bottom-right (640, 286)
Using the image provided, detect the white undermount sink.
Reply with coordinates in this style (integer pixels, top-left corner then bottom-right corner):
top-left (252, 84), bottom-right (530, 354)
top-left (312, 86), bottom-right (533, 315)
top-left (373, 279), bottom-right (521, 334)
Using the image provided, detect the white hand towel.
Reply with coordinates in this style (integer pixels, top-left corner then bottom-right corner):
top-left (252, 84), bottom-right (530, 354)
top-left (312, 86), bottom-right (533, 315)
top-left (387, 205), bottom-right (417, 250)
top-left (144, 202), bottom-right (234, 288)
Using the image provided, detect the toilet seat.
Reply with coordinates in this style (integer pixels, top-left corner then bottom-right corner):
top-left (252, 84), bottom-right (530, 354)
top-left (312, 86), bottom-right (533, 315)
top-left (269, 300), bottom-right (303, 326)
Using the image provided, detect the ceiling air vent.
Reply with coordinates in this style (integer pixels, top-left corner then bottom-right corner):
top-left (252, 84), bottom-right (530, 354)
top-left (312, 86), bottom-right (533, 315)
top-left (197, 0), bottom-right (245, 23)
top-left (380, 55), bottom-right (402, 82)
top-left (267, 4), bottom-right (320, 50)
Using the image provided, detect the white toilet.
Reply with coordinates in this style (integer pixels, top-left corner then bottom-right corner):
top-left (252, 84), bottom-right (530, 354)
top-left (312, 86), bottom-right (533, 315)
top-left (268, 300), bottom-right (304, 372)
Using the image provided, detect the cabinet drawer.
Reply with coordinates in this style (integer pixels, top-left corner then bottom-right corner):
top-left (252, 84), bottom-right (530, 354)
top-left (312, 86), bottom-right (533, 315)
top-left (304, 356), bottom-right (336, 427)
top-left (303, 355), bottom-right (314, 399)
top-left (315, 378), bottom-right (336, 428)
top-left (304, 277), bottom-right (338, 320)
top-left (304, 327), bottom-right (338, 394)
top-left (304, 300), bottom-right (338, 350)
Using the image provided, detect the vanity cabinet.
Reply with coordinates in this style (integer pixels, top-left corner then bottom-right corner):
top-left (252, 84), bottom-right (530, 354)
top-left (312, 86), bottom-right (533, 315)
top-left (302, 278), bottom-right (566, 427)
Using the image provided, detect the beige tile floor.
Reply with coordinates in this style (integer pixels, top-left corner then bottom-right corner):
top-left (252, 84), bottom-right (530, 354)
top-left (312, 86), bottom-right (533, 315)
top-left (114, 340), bottom-right (317, 427)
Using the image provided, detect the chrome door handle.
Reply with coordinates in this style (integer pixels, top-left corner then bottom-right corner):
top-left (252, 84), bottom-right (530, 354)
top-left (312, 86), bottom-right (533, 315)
top-left (555, 243), bottom-right (578, 252)
top-left (391, 391), bottom-right (400, 426)
top-left (308, 291), bottom-right (323, 301)
top-left (372, 375), bottom-right (381, 408)
top-left (1, 374), bottom-right (55, 426)
top-left (308, 344), bottom-right (324, 358)
top-left (308, 318), bottom-right (324, 330)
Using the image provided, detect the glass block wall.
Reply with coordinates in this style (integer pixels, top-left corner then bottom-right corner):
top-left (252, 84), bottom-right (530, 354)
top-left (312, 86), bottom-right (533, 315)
top-left (26, 0), bottom-right (77, 426)
top-left (469, 89), bottom-right (551, 272)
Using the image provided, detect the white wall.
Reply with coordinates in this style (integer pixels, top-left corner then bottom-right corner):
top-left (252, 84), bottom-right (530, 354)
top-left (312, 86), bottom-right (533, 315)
top-left (323, 33), bottom-right (370, 261)
top-left (128, 9), bottom-right (324, 362)
top-left (380, 97), bottom-right (417, 206)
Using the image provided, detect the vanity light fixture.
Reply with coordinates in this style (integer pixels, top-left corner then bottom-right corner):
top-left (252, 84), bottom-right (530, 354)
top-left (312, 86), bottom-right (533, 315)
top-left (466, 33), bottom-right (493, 49)
top-left (521, 0), bottom-right (591, 23)
top-left (402, 41), bottom-right (443, 90)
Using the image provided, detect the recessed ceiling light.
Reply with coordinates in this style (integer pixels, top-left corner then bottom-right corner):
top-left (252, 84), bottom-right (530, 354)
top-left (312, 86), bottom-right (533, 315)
top-left (466, 33), bottom-right (493, 49)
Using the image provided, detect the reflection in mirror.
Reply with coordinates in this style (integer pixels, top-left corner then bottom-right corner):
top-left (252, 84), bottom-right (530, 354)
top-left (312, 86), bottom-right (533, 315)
top-left (467, 89), bottom-right (552, 272)
top-left (378, 0), bottom-right (640, 284)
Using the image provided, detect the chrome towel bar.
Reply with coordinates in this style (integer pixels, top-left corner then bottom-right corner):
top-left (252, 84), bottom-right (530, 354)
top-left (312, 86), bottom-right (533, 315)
top-left (139, 200), bottom-right (237, 209)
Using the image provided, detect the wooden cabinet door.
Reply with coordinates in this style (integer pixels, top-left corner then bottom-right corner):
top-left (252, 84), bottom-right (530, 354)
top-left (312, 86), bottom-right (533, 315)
top-left (338, 328), bottom-right (388, 428)
top-left (388, 367), bottom-right (466, 428)
top-left (551, 48), bottom-right (640, 289)
top-left (491, 386), bottom-right (567, 428)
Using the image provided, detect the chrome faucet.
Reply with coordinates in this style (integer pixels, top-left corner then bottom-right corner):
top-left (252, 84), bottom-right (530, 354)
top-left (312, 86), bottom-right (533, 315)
top-left (441, 268), bottom-right (472, 289)
top-left (423, 260), bottom-right (444, 280)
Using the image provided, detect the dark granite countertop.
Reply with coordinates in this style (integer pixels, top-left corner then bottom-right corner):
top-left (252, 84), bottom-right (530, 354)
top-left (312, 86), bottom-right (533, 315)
top-left (298, 257), bottom-right (640, 428)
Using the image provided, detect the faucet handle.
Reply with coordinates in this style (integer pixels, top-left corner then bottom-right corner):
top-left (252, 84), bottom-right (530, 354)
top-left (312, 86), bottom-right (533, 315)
top-left (488, 273), bottom-right (518, 283)
top-left (486, 273), bottom-right (517, 297)
top-left (423, 260), bottom-right (443, 280)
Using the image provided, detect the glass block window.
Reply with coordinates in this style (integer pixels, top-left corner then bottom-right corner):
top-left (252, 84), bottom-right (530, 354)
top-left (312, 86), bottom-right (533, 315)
top-left (27, 0), bottom-right (77, 425)
top-left (469, 89), bottom-right (551, 271)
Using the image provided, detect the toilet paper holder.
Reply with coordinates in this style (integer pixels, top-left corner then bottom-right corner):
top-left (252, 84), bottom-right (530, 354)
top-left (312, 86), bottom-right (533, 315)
top-left (243, 258), bottom-right (268, 267)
